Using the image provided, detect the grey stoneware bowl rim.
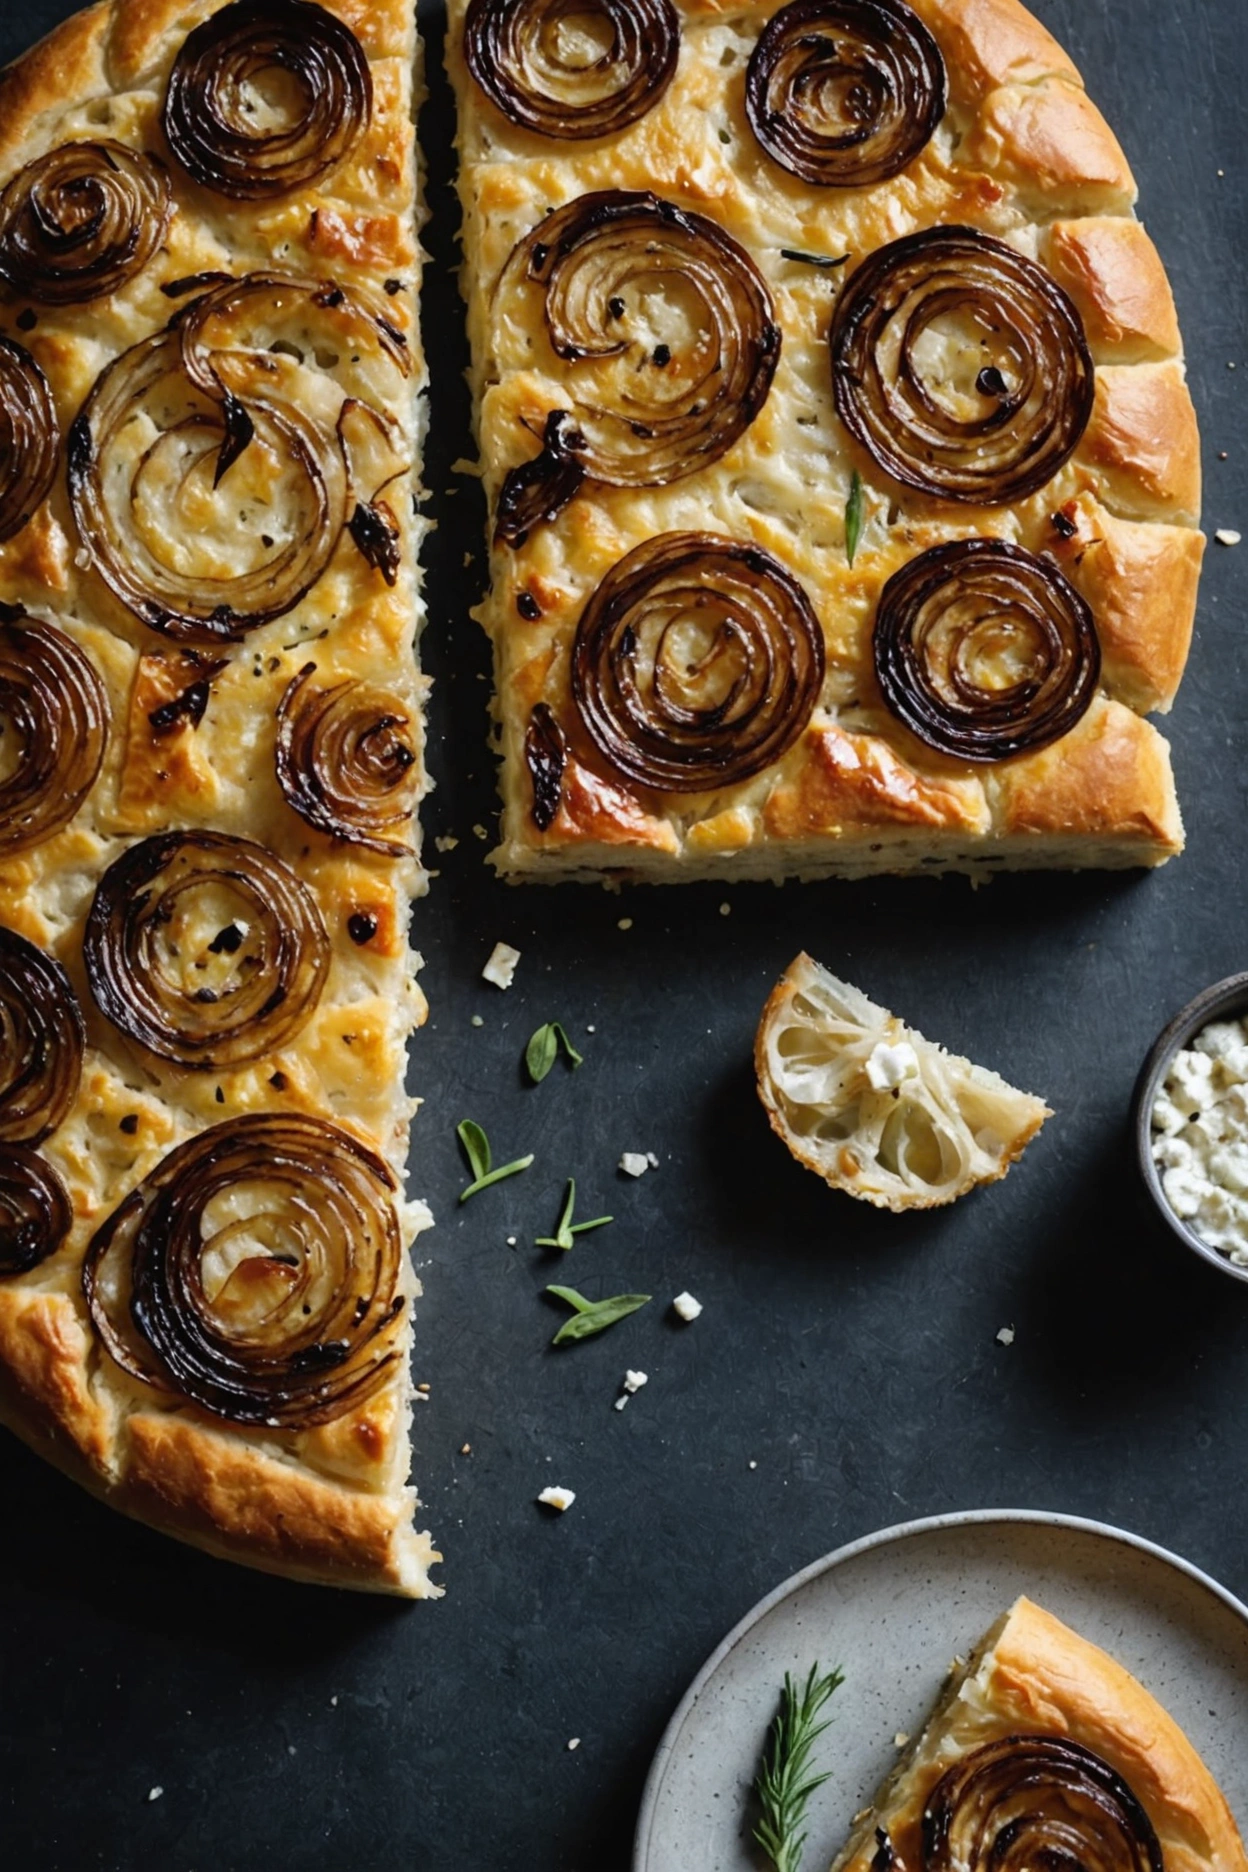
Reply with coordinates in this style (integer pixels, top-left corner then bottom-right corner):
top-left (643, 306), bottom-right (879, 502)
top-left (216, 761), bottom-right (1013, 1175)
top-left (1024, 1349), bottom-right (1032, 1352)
top-left (1132, 970), bottom-right (1248, 1287)
top-left (631, 1507), bottom-right (1248, 1871)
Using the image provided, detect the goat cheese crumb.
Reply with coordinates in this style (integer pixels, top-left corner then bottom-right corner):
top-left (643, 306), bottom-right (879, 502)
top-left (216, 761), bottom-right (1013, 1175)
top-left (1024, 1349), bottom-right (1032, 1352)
top-left (618, 917), bottom-right (633, 931)
top-left (148, 1788), bottom-right (163, 1803)
top-left (1153, 1016), bottom-right (1248, 1265)
top-left (996, 1325), bottom-right (1015, 1346)
top-left (434, 835), bottom-right (459, 853)
top-left (567, 1737), bottom-right (581, 1751)
top-left (672, 1291), bottom-right (703, 1322)
top-left (1216, 528), bottom-right (1242, 546)
top-left (470, 1014), bottom-right (484, 1028)
top-left (865, 1039), bottom-right (920, 1092)
top-left (619, 1151), bottom-right (650, 1177)
top-left (894, 1733), bottom-right (910, 1749)
top-left (623, 1369), bottom-right (648, 1393)
top-left (482, 941), bottom-right (520, 989)
top-left (537, 1485), bottom-right (576, 1512)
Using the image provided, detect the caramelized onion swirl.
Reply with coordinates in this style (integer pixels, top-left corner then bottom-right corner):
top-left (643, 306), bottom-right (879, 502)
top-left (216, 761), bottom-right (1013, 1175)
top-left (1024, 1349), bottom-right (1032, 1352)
top-left (873, 538), bottom-right (1100, 761)
top-left (497, 192), bottom-right (781, 544)
top-left (163, 0), bottom-right (372, 201)
top-left (0, 609), bottom-right (109, 857)
top-left (0, 338), bottom-right (57, 544)
top-left (0, 1145), bottom-right (72, 1274)
top-left (746, 0), bottom-right (946, 186)
top-left (0, 926), bottom-right (85, 1146)
top-left (275, 662), bottom-right (419, 855)
top-left (572, 532), bottom-right (824, 790)
top-left (83, 831), bottom-right (330, 1070)
top-left (464, 0), bottom-right (679, 139)
top-left (830, 227), bottom-right (1094, 503)
top-left (83, 1113), bottom-right (405, 1427)
top-left (922, 1736), bottom-right (1163, 1872)
top-left (0, 141), bottom-right (172, 304)
top-left (525, 701), bottom-right (568, 830)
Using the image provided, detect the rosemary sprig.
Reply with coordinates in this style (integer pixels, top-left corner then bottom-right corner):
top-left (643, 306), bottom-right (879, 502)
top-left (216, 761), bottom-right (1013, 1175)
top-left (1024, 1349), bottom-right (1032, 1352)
top-left (546, 1286), bottom-right (650, 1344)
top-left (781, 248), bottom-right (850, 270)
top-left (535, 1178), bottom-right (612, 1251)
top-left (752, 1663), bottom-right (845, 1872)
top-left (525, 1020), bottom-right (584, 1083)
top-left (845, 471), bottom-right (864, 567)
top-left (457, 1119), bottom-right (534, 1204)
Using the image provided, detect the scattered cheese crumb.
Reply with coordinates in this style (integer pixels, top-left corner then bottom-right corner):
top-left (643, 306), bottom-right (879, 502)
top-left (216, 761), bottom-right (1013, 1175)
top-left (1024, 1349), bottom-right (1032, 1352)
top-left (416, 1382), bottom-right (430, 1393)
top-left (865, 1039), bottom-right (920, 1092)
top-left (748, 1460), bottom-right (758, 1470)
top-left (618, 917), bottom-right (633, 930)
top-left (482, 941), bottom-right (520, 989)
top-left (586, 1024), bottom-right (596, 1033)
top-left (894, 1733), bottom-right (910, 1749)
top-left (613, 1396), bottom-right (629, 1411)
top-left (472, 823), bottom-right (488, 840)
top-left (506, 1235), bottom-right (517, 1246)
top-left (647, 1151), bottom-right (659, 1167)
top-left (537, 1485), bottom-right (576, 1512)
top-left (623, 1369), bottom-right (648, 1393)
top-left (470, 1014), bottom-right (484, 1028)
top-left (1216, 529), bottom-right (1242, 547)
top-left (619, 1151), bottom-right (650, 1177)
top-left (148, 1788), bottom-right (163, 1803)
top-left (567, 1737), bottom-right (581, 1751)
top-left (672, 1291), bottom-right (703, 1322)
top-left (331, 1696), bottom-right (338, 1707)
top-left (996, 1325), bottom-right (1016, 1346)
top-left (434, 835), bottom-right (459, 853)
top-left (461, 1443), bottom-right (471, 1455)
top-left (719, 903), bottom-right (731, 916)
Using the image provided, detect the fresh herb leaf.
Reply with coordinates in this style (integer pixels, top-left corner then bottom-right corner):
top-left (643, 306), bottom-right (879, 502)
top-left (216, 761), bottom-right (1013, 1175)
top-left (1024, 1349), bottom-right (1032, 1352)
top-left (845, 471), bottom-right (864, 568)
top-left (752, 1664), bottom-right (845, 1872)
top-left (457, 1120), bottom-right (533, 1203)
top-left (546, 1286), bottom-right (650, 1344)
top-left (536, 1179), bottom-right (613, 1251)
top-left (525, 1021), bottom-right (585, 1083)
top-left (781, 248), bottom-right (850, 270)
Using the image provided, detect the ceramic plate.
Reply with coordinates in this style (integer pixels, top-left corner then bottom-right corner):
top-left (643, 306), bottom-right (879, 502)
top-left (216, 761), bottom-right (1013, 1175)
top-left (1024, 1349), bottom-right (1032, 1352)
top-left (633, 1510), bottom-right (1248, 1872)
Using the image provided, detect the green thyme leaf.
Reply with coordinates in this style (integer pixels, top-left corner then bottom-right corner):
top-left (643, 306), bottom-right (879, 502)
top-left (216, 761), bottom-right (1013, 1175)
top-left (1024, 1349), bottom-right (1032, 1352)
top-left (752, 1664), bottom-right (845, 1872)
top-left (845, 471), bottom-right (864, 568)
top-left (457, 1120), bottom-right (533, 1203)
top-left (525, 1021), bottom-right (584, 1083)
top-left (536, 1179), bottom-right (613, 1250)
top-left (781, 248), bottom-right (850, 270)
top-left (546, 1286), bottom-right (650, 1344)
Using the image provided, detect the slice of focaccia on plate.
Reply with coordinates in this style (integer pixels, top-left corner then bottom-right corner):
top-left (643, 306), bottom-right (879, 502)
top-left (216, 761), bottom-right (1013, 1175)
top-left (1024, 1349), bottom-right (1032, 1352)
top-left (755, 953), bottom-right (1049, 1210)
top-left (831, 1597), bottom-right (1248, 1872)
top-left (0, 0), bottom-right (437, 1595)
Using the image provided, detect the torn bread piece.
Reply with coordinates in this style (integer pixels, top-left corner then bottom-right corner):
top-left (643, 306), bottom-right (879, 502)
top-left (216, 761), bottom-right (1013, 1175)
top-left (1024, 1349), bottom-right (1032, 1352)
top-left (756, 953), bottom-right (1049, 1210)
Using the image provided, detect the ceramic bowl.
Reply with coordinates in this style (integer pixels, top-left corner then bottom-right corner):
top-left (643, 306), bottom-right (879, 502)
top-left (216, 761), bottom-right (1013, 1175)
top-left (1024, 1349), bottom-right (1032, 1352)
top-left (1132, 971), bottom-right (1248, 1286)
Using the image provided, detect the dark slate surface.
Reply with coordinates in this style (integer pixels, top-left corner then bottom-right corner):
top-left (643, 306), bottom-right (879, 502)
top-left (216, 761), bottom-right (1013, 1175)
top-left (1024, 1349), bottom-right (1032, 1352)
top-left (2, 1), bottom-right (1247, 1866)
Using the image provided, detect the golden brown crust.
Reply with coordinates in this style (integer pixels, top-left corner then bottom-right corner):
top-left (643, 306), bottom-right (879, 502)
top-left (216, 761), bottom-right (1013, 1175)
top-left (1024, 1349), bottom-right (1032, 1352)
top-left (0, 1288), bottom-right (116, 1474)
top-left (762, 724), bottom-right (989, 839)
top-left (990, 698), bottom-right (1183, 852)
top-left (1081, 364), bottom-right (1202, 525)
top-left (1046, 219), bottom-right (1181, 363)
top-left (909, 0), bottom-right (1080, 100)
top-left (966, 78), bottom-right (1137, 214)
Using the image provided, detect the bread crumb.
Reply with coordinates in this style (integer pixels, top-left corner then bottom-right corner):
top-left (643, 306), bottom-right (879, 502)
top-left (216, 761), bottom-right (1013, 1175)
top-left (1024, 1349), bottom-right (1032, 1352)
top-left (482, 941), bottom-right (520, 989)
top-left (472, 823), bottom-right (488, 840)
top-left (673, 1291), bottom-right (702, 1322)
top-left (471, 1014), bottom-right (484, 1027)
top-left (618, 917), bottom-right (633, 930)
top-left (537, 1484), bottom-right (576, 1512)
top-left (1216, 528), bottom-right (1242, 546)
top-left (894, 1732), bottom-right (910, 1749)
top-left (461, 1443), bottom-right (472, 1455)
top-left (434, 835), bottom-right (459, 852)
top-left (719, 902), bottom-right (731, 916)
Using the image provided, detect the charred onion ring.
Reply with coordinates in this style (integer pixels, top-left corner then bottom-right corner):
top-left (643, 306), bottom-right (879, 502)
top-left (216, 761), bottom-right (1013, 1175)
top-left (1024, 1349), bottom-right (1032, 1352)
top-left (0, 609), bottom-right (109, 857)
top-left (163, 0), bottom-right (372, 201)
top-left (83, 831), bottom-right (330, 1070)
top-left (830, 226), bottom-right (1094, 503)
top-left (0, 338), bottom-right (57, 544)
top-left (83, 1113), bottom-right (405, 1427)
top-left (0, 926), bottom-right (85, 1146)
top-left (0, 140), bottom-right (172, 304)
top-left (922, 1736), bottom-right (1163, 1872)
top-left (571, 531), bottom-right (824, 790)
top-left (746, 0), bottom-right (945, 186)
top-left (525, 701), bottom-right (568, 830)
top-left (873, 538), bottom-right (1100, 760)
top-left (463, 0), bottom-right (679, 140)
top-left (68, 271), bottom-right (409, 643)
top-left (0, 1145), bottom-right (72, 1274)
top-left (275, 662), bottom-right (419, 855)
top-left (497, 191), bottom-right (780, 544)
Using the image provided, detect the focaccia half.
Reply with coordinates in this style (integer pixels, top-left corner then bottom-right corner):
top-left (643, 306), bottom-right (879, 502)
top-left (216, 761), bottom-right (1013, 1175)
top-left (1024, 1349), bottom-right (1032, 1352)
top-left (0, 0), bottom-right (437, 1594)
top-left (449, 0), bottom-right (1201, 885)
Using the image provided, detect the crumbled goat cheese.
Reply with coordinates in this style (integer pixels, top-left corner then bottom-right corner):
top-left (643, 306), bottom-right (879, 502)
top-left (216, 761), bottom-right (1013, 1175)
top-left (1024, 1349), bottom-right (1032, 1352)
top-left (482, 941), bottom-right (520, 989)
top-left (618, 917), bottom-right (633, 930)
top-left (623, 1369), bottom-right (648, 1393)
top-left (434, 835), bottom-right (459, 852)
top-left (1216, 528), bottom-right (1242, 546)
top-left (996, 1325), bottom-right (1015, 1346)
top-left (865, 1039), bottom-right (920, 1092)
top-left (567, 1738), bottom-right (581, 1751)
top-left (148, 1788), bottom-right (163, 1803)
top-left (894, 1733), bottom-right (910, 1749)
top-left (672, 1291), bottom-right (703, 1322)
top-left (1153, 1017), bottom-right (1248, 1265)
top-left (619, 1151), bottom-right (650, 1177)
top-left (537, 1485), bottom-right (576, 1512)
top-left (470, 1014), bottom-right (484, 1028)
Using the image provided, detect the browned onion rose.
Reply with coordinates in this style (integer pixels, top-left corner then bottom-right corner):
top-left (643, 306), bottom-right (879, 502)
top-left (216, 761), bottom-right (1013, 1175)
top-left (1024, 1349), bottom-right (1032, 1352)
top-left (873, 538), bottom-right (1100, 761)
top-left (82, 1113), bottom-right (405, 1427)
top-left (0, 1145), bottom-right (72, 1274)
top-left (163, 0), bottom-right (372, 201)
top-left (0, 141), bottom-right (172, 304)
top-left (746, 0), bottom-right (946, 187)
top-left (525, 701), bottom-right (568, 829)
top-left (496, 192), bottom-right (781, 544)
top-left (830, 226), bottom-right (1094, 503)
top-left (275, 662), bottom-right (419, 855)
top-left (83, 831), bottom-right (330, 1070)
top-left (463, 0), bottom-right (679, 140)
top-left (571, 532), bottom-right (824, 790)
top-left (0, 926), bottom-right (85, 1146)
top-left (921, 1736), bottom-right (1163, 1872)
top-left (0, 337), bottom-right (57, 544)
top-left (0, 607), bottom-right (109, 857)
top-left (68, 271), bottom-right (410, 643)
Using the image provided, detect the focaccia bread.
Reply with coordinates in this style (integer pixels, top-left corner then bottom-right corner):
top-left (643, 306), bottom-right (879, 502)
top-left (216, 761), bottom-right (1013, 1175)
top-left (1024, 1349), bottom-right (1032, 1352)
top-left (0, 0), bottom-right (438, 1594)
top-left (755, 952), bottom-right (1049, 1208)
top-left (448, 0), bottom-right (1201, 884)
top-left (832, 1597), bottom-right (1247, 1872)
